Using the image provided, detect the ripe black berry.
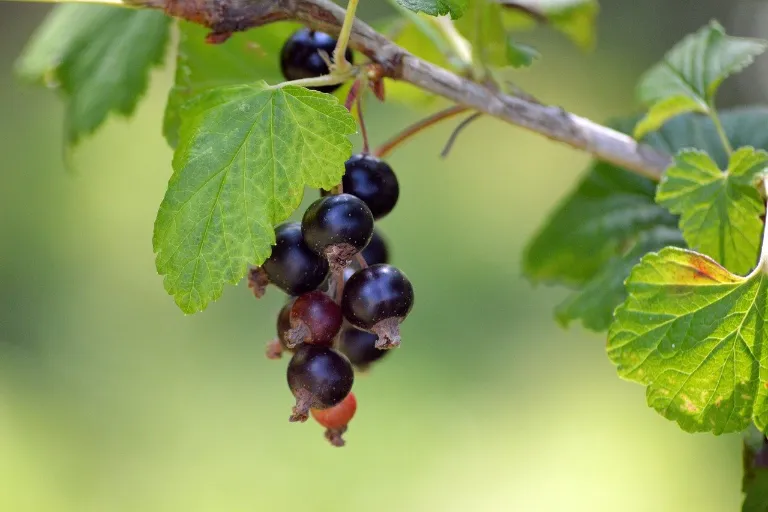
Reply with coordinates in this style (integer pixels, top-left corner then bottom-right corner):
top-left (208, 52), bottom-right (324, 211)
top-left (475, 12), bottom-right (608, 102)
top-left (342, 154), bottom-right (399, 219)
top-left (255, 222), bottom-right (329, 297)
top-left (265, 299), bottom-right (295, 360)
top-left (338, 326), bottom-right (388, 370)
top-left (280, 28), bottom-right (353, 94)
top-left (341, 264), bottom-right (414, 349)
top-left (361, 229), bottom-right (389, 266)
top-left (287, 345), bottom-right (354, 422)
top-left (302, 194), bottom-right (374, 272)
top-left (285, 290), bottom-right (342, 348)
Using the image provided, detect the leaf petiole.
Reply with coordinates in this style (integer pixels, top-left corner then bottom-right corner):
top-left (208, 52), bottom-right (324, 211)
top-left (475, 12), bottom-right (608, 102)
top-left (758, 178), bottom-right (768, 274)
top-left (269, 71), bottom-right (353, 91)
top-left (710, 108), bottom-right (734, 157)
top-left (332, 0), bottom-right (359, 75)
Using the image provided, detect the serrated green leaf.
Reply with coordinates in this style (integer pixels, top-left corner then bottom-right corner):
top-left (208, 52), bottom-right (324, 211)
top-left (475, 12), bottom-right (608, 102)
top-left (607, 247), bottom-right (768, 434)
top-left (656, 147), bottom-right (768, 275)
top-left (636, 21), bottom-right (767, 136)
top-left (525, 108), bottom-right (768, 332)
top-left (153, 83), bottom-right (356, 313)
top-left (395, 0), bottom-right (468, 19)
top-left (506, 40), bottom-right (540, 68)
top-left (16, 5), bottom-right (170, 146)
top-left (164, 21), bottom-right (304, 147)
top-left (501, 0), bottom-right (598, 51)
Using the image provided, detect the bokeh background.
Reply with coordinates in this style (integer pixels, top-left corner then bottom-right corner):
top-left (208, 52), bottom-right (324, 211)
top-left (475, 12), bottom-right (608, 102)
top-left (0, 1), bottom-right (766, 511)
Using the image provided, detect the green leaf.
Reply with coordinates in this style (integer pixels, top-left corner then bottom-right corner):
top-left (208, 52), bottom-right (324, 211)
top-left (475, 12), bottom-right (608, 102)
top-left (455, 0), bottom-right (507, 69)
top-left (744, 470), bottom-right (768, 512)
top-left (656, 147), bottom-right (768, 275)
top-left (524, 108), bottom-right (768, 332)
top-left (635, 21), bottom-right (767, 137)
top-left (607, 247), bottom-right (768, 434)
top-left (633, 96), bottom-right (704, 139)
top-left (554, 226), bottom-right (684, 331)
top-left (501, 0), bottom-right (599, 51)
top-left (153, 83), bottom-right (356, 313)
top-left (506, 40), bottom-right (540, 68)
top-left (395, 0), bottom-right (468, 19)
top-left (16, 5), bottom-right (170, 146)
top-left (163, 21), bottom-right (303, 147)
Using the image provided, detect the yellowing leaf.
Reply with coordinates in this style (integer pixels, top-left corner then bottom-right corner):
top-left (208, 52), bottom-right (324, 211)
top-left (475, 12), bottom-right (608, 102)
top-left (656, 147), bottom-right (768, 275)
top-left (608, 246), bottom-right (768, 434)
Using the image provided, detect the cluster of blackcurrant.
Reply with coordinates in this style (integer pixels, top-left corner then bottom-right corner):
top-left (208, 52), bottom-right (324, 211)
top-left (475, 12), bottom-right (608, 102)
top-left (246, 29), bottom-right (414, 447)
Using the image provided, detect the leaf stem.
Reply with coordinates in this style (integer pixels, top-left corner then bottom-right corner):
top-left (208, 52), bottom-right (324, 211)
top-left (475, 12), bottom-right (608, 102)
top-left (373, 105), bottom-right (470, 159)
top-left (332, 0), bottom-right (359, 74)
top-left (356, 93), bottom-right (370, 154)
top-left (270, 66), bottom-right (357, 91)
top-left (758, 179), bottom-right (768, 275)
top-left (710, 109), bottom-right (734, 157)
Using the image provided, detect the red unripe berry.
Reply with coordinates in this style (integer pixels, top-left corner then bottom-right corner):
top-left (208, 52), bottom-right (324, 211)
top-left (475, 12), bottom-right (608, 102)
top-left (311, 392), bottom-right (357, 447)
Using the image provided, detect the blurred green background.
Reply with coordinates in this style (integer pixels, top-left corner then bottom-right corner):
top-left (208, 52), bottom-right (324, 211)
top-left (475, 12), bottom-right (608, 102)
top-left (0, 1), bottom-right (765, 511)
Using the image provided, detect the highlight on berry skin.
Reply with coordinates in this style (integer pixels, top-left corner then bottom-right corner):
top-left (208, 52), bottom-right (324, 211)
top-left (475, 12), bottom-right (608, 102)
top-left (302, 194), bottom-right (375, 273)
top-left (311, 392), bottom-right (357, 447)
top-left (250, 222), bottom-right (329, 298)
top-left (341, 264), bottom-right (415, 349)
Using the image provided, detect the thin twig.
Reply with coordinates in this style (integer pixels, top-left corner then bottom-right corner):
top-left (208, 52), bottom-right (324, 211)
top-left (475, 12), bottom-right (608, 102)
top-left (374, 106), bottom-right (471, 159)
top-left (441, 112), bottom-right (483, 158)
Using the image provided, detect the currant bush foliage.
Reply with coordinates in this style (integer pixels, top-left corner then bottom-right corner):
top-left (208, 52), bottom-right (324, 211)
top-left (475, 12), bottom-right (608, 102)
top-left (657, 148), bottom-right (768, 276)
top-left (634, 20), bottom-right (767, 139)
top-left (13, 0), bottom-right (768, 443)
top-left (17, 5), bottom-right (169, 146)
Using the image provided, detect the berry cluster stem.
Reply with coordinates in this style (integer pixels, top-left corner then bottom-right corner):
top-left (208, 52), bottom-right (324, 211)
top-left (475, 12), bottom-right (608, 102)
top-left (333, 0), bottom-right (359, 74)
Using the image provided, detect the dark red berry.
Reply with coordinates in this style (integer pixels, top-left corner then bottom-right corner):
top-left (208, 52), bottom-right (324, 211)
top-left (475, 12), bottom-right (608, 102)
top-left (266, 299), bottom-right (295, 360)
top-left (302, 194), bottom-right (374, 272)
top-left (338, 326), bottom-right (388, 370)
top-left (259, 222), bottom-right (329, 296)
top-left (284, 291), bottom-right (342, 348)
top-left (341, 264), bottom-right (414, 349)
top-left (342, 154), bottom-right (399, 219)
top-left (360, 229), bottom-right (389, 265)
top-left (287, 345), bottom-right (354, 422)
top-left (280, 29), bottom-right (353, 94)
top-left (311, 391), bottom-right (357, 447)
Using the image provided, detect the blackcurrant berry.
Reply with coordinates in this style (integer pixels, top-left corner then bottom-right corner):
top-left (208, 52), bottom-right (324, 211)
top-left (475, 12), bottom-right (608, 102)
top-left (360, 229), bottom-right (389, 266)
top-left (338, 326), bottom-right (388, 370)
top-left (342, 154), bottom-right (399, 219)
top-left (311, 391), bottom-right (357, 447)
top-left (265, 299), bottom-right (295, 360)
top-left (341, 264), bottom-right (414, 349)
top-left (284, 290), bottom-right (342, 348)
top-left (287, 345), bottom-right (354, 422)
top-left (302, 194), bottom-right (374, 272)
top-left (280, 29), bottom-right (353, 94)
top-left (254, 222), bottom-right (329, 297)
